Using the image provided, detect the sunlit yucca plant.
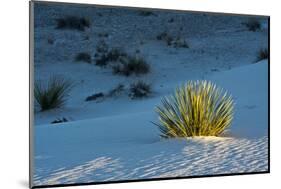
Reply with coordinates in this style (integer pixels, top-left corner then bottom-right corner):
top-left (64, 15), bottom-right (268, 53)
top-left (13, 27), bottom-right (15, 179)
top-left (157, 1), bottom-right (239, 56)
top-left (155, 80), bottom-right (234, 138)
top-left (34, 76), bottom-right (73, 111)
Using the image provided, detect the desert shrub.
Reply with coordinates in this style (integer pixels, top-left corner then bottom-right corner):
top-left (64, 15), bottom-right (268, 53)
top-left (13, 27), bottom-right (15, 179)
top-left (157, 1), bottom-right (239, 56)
top-left (95, 48), bottom-right (127, 66)
top-left (106, 49), bottom-right (127, 62)
top-left (47, 38), bottom-right (54, 45)
top-left (98, 32), bottom-right (109, 38)
top-left (166, 36), bottom-right (174, 46)
top-left (256, 48), bottom-right (268, 62)
top-left (156, 32), bottom-right (173, 45)
top-left (113, 56), bottom-right (150, 76)
top-left (172, 37), bottom-right (189, 48)
top-left (168, 18), bottom-right (174, 23)
top-left (156, 32), bottom-right (188, 48)
top-left (95, 40), bottom-right (109, 54)
top-left (155, 80), bottom-right (234, 138)
top-left (34, 76), bottom-right (73, 111)
top-left (156, 32), bottom-right (168, 40)
top-left (75, 52), bottom-right (92, 63)
top-left (83, 35), bottom-right (90, 40)
top-left (85, 92), bottom-right (104, 101)
top-left (138, 10), bottom-right (155, 16)
top-left (129, 81), bottom-right (151, 99)
top-left (244, 19), bottom-right (261, 32)
top-left (55, 16), bottom-right (90, 31)
top-left (51, 117), bottom-right (68, 124)
top-left (112, 64), bottom-right (123, 74)
top-left (94, 40), bottom-right (127, 66)
top-left (95, 55), bottom-right (108, 66)
top-left (108, 84), bottom-right (125, 97)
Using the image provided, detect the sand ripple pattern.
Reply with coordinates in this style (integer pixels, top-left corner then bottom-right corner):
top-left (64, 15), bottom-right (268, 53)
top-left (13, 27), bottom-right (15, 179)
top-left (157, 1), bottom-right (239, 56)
top-left (34, 136), bottom-right (268, 185)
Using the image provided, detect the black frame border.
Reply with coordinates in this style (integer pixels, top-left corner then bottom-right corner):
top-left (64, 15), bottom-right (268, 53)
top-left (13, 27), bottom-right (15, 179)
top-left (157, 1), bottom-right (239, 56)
top-left (29, 1), bottom-right (270, 188)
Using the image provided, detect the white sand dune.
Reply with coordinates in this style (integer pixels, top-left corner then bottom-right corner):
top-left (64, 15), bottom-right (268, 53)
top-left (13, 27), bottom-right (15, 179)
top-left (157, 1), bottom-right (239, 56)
top-left (34, 62), bottom-right (268, 185)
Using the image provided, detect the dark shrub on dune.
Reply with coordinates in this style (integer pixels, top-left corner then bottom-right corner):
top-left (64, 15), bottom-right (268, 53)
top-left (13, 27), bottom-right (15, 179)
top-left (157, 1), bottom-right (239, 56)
top-left (75, 52), bottom-right (92, 63)
top-left (108, 84), bottom-right (125, 97)
top-left (95, 48), bottom-right (127, 66)
top-left (56, 16), bottom-right (90, 31)
top-left (157, 32), bottom-right (189, 48)
top-left (85, 92), bottom-right (104, 101)
top-left (244, 19), bottom-right (261, 32)
top-left (256, 48), bottom-right (268, 62)
top-left (129, 81), bottom-right (151, 99)
top-left (113, 56), bottom-right (150, 76)
top-left (138, 10), bottom-right (155, 16)
top-left (51, 117), bottom-right (68, 124)
top-left (95, 55), bottom-right (108, 66)
top-left (95, 40), bottom-right (109, 54)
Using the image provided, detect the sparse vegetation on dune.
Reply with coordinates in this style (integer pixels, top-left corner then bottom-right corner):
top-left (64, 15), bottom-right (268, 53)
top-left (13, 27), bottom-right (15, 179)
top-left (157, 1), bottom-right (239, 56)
top-left (256, 48), bottom-right (268, 62)
top-left (244, 19), bottom-right (261, 32)
top-left (55, 16), bottom-right (90, 31)
top-left (94, 40), bottom-right (128, 67)
top-left (75, 52), bottom-right (92, 63)
top-left (95, 40), bottom-right (109, 54)
top-left (98, 32), bottom-right (109, 38)
top-left (129, 81), bottom-right (151, 99)
top-left (108, 84), bottom-right (125, 97)
top-left (51, 117), bottom-right (68, 124)
top-left (47, 37), bottom-right (54, 45)
top-left (156, 32), bottom-right (189, 48)
top-left (156, 32), bottom-right (172, 43)
top-left (155, 80), bottom-right (234, 138)
top-left (93, 40), bottom-right (150, 76)
top-left (168, 18), bottom-right (174, 23)
top-left (95, 48), bottom-right (127, 67)
top-left (34, 76), bottom-right (73, 111)
top-left (113, 56), bottom-right (150, 76)
top-left (85, 92), bottom-right (105, 101)
top-left (172, 37), bottom-right (189, 48)
top-left (95, 55), bottom-right (108, 67)
top-left (85, 84), bottom-right (126, 102)
top-left (138, 10), bottom-right (155, 16)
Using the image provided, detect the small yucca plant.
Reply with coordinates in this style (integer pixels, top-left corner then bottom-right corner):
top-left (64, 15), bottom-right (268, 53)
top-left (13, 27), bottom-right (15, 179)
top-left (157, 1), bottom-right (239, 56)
top-left (34, 76), bottom-right (73, 111)
top-left (155, 81), bottom-right (234, 138)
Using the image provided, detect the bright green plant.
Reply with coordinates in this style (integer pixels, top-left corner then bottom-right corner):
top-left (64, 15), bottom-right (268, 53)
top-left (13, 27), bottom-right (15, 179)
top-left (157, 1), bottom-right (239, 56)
top-left (34, 76), bottom-right (73, 111)
top-left (155, 80), bottom-right (234, 138)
